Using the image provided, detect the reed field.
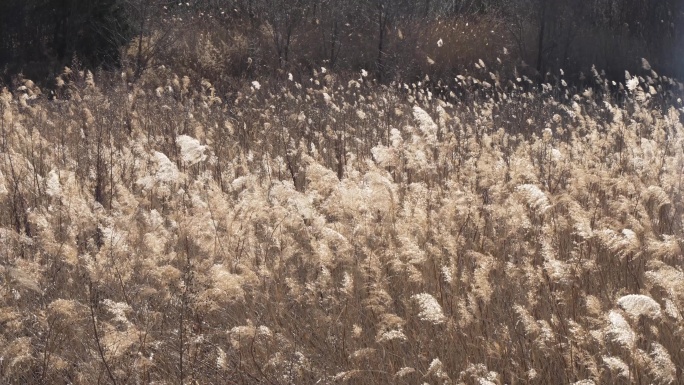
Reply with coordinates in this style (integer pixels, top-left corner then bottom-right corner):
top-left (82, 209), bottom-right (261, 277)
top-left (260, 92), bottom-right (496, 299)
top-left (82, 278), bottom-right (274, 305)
top-left (0, 63), bottom-right (682, 384)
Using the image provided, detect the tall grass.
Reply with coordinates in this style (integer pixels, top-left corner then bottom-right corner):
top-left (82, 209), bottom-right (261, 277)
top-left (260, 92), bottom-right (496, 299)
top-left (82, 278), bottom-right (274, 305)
top-left (0, 64), bottom-right (682, 384)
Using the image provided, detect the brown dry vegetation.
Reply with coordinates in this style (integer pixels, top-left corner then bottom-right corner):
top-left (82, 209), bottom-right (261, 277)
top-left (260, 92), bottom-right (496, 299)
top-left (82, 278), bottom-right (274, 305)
top-left (0, 63), bottom-right (683, 385)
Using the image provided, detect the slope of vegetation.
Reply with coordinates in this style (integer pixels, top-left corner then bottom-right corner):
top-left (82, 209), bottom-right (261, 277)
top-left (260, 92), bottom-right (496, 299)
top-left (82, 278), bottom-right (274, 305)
top-left (0, 65), bottom-right (683, 384)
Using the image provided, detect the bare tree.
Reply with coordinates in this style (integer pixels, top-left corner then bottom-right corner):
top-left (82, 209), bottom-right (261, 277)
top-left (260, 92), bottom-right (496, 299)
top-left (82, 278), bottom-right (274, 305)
top-left (251, 0), bottom-right (312, 68)
top-left (119, 0), bottom-right (181, 79)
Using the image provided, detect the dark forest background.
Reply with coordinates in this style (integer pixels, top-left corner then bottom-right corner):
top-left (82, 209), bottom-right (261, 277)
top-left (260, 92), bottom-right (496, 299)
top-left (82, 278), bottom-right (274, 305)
top-left (1, 0), bottom-right (683, 86)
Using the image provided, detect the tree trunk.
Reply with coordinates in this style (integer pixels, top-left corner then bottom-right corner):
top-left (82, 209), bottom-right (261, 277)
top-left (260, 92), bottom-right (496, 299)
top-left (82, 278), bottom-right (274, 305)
top-left (376, 5), bottom-right (386, 81)
top-left (536, 0), bottom-right (547, 75)
top-left (134, 0), bottom-right (149, 79)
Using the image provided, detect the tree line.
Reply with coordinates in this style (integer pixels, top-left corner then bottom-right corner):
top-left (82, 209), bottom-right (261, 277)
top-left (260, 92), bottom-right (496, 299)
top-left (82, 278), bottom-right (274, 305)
top-left (0, 1), bottom-right (131, 79)
top-left (1, 0), bottom-right (683, 85)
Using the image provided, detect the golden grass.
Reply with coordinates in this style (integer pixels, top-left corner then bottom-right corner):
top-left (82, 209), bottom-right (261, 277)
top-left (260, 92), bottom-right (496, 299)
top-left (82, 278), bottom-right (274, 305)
top-left (0, 65), bottom-right (682, 384)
